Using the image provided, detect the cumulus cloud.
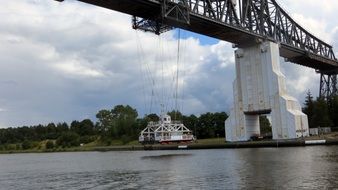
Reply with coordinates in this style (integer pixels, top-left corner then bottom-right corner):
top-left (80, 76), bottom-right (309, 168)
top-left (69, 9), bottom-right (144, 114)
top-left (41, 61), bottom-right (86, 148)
top-left (0, 0), bottom-right (336, 127)
top-left (282, 0), bottom-right (338, 43)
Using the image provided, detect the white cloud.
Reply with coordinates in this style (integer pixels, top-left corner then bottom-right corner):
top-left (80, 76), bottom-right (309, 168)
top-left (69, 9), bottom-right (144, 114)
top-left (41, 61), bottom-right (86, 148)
top-left (53, 61), bottom-right (104, 78)
top-left (0, 0), bottom-right (336, 128)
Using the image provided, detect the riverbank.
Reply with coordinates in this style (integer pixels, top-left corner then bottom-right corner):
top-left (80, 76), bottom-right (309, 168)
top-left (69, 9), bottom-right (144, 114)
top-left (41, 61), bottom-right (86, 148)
top-left (91, 138), bottom-right (338, 151)
top-left (1, 134), bottom-right (338, 154)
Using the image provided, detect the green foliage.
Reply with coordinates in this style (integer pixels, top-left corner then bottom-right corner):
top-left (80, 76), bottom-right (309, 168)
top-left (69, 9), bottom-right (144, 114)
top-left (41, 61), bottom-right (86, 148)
top-left (302, 91), bottom-right (336, 128)
top-left (182, 114), bottom-right (198, 136)
top-left (96, 105), bottom-right (138, 142)
top-left (167, 110), bottom-right (183, 121)
top-left (145, 113), bottom-right (159, 122)
top-left (21, 140), bottom-right (33, 150)
top-left (259, 116), bottom-right (272, 134)
top-left (71, 119), bottom-right (95, 136)
top-left (303, 91), bottom-right (315, 128)
top-left (121, 135), bottom-right (131, 145)
top-left (312, 98), bottom-right (332, 128)
top-left (45, 141), bottom-right (55, 149)
top-left (328, 96), bottom-right (338, 127)
top-left (195, 112), bottom-right (228, 139)
top-left (79, 136), bottom-right (96, 144)
top-left (56, 132), bottom-right (80, 148)
top-left (16, 144), bottom-right (21, 150)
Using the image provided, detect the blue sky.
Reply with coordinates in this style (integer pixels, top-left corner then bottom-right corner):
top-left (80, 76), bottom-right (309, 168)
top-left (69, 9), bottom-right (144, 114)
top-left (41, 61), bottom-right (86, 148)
top-left (173, 29), bottom-right (220, 45)
top-left (0, 0), bottom-right (337, 128)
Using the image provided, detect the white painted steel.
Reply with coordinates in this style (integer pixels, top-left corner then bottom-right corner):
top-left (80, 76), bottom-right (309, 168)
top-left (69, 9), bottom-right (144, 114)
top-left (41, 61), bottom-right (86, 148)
top-left (139, 114), bottom-right (194, 143)
top-left (225, 41), bottom-right (309, 142)
top-left (305, 140), bottom-right (326, 145)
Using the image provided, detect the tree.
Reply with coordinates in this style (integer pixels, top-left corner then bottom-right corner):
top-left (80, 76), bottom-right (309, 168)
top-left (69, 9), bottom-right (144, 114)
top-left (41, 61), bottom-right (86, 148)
top-left (328, 95), bottom-right (338, 127)
top-left (21, 140), bottom-right (33, 150)
top-left (56, 122), bottom-right (69, 135)
top-left (111, 105), bottom-right (138, 138)
top-left (303, 90), bottom-right (315, 128)
top-left (56, 132), bottom-right (80, 148)
top-left (96, 105), bottom-right (138, 142)
top-left (96, 109), bottom-right (114, 136)
top-left (259, 116), bottom-right (272, 134)
top-left (197, 112), bottom-right (214, 139)
top-left (182, 114), bottom-right (198, 136)
top-left (46, 123), bottom-right (57, 139)
top-left (213, 112), bottom-right (228, 138)
top-left (167, 110), bottom-right (183, 121)
top-left (46, 140), bottom-right (55, 149)
top-left (71, 119), bottom-right (95, 136)
top-left (312, 98), bottom-right (332, 128)
top-left (145, 113), bottom-right (159, 122)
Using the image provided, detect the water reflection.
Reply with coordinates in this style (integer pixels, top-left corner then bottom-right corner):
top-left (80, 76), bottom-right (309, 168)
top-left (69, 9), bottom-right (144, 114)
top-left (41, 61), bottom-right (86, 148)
top-left (0, 147), bottom-right (337, 189)
top-left (141, 153), bottom-right (193, 160)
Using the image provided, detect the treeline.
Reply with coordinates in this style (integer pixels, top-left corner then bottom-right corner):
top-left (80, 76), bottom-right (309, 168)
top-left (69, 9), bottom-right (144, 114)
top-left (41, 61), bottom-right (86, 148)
top-left (303, 91), bottom-right (338, 128)
top-left (0, 119), bottom-right (97, 151)
top-left (95, 105), bottom-right (229, 143)
top-left (2, 91), bottom-right (333, 151)
top-left (0, 105), bottom-right (229, 150)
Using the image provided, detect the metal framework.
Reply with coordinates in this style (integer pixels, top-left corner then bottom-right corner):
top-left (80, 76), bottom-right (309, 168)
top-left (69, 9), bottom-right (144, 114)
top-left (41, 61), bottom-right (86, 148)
top-left (320, 74), bottom-right (338, 99)
top-left (240, 0), bottom-right (336, 61)
top-left (132, 16), bottom-right (173, 35)
top-left (56, 0), bottom-right (338, 98)
top-left (138, 115), bottom-right (194, 144)
top-left (162, 0), bottom-right (190, 24)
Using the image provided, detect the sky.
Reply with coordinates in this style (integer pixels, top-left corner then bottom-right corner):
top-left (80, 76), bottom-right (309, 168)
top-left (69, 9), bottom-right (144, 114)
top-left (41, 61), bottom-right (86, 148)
top-left (0, 0), bottom-right (337, 128)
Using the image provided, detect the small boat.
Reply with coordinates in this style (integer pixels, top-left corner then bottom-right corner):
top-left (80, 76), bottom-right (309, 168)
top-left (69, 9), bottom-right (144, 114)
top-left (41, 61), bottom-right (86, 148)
top-left (139, 114), bottom-right (195, 144)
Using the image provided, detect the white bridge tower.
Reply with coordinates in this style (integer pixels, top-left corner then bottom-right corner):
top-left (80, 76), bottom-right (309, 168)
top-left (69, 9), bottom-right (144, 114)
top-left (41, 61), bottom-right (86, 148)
top-left (225, 41), bottom-right (309, 141)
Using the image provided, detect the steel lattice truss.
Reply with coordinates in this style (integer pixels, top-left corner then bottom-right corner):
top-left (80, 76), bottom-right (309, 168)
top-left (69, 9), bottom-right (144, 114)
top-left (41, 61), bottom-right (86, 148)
top-left (169, 0), bottom-right (337, 67)
top-left (57, 0), bottom-right (338, 97)
top-left (240, 0), bottom-right (335, 60)
top-left (320, 74), bottom-right (338, 99)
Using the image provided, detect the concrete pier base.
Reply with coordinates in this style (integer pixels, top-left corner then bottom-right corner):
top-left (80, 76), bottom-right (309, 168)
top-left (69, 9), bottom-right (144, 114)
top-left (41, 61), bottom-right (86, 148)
top-left (225, 41), bottom-right (309, 142)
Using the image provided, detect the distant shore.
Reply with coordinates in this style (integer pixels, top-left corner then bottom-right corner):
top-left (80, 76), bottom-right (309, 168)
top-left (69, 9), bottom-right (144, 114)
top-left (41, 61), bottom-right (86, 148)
top-left (1, 133), bottom-right (338, 154)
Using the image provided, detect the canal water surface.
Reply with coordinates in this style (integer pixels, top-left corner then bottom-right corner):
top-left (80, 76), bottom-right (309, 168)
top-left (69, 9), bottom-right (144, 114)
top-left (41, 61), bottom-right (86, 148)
top-left (0, 146), bottom-right (338, 189)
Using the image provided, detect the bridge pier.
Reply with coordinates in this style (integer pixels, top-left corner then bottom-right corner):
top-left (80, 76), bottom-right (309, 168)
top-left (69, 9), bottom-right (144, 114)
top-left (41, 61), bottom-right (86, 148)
top-left (225, 41), bottom-right (309, 142)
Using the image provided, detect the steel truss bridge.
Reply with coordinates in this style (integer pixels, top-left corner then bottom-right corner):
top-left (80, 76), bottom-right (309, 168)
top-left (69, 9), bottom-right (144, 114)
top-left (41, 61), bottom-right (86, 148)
top-left (56, 0), bottom-right (338, 99)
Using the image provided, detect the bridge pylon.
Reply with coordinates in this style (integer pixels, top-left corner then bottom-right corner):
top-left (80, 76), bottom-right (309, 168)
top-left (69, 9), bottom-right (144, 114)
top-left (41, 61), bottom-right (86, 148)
top-left (225, 41), bottom-right (309, 141)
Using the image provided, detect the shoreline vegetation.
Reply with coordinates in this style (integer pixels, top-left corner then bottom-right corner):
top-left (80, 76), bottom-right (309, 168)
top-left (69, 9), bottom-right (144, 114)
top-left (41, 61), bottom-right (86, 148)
top-left (1, 91), bottom-right (338, 154)
top-left (1, 133), bottom-right (338, 154)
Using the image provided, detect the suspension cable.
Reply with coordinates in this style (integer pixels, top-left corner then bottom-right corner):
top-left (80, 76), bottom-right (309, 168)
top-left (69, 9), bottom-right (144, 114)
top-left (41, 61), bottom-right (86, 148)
top-left (174, 29), bottom-right (181, 120)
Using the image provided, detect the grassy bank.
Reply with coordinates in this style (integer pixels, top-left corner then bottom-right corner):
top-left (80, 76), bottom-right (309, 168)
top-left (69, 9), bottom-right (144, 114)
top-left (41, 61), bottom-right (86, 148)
top-left (1, 133), bottom-right (338, 154)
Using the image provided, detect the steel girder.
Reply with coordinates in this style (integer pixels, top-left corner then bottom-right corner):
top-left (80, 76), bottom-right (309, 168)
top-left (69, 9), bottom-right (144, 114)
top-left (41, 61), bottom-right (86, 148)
top-left (132, 16), bottom-right (173, 34)
top-left (68, 0), bottom-right (338, 68)
top-left (184, 0), bottom-right (336, 64)
top-left (320, 73), bottom-right (338, 99)
top-left (240, 0), bottom-right (335, 60)
top-left (56, 0), bottom-right (338, 99)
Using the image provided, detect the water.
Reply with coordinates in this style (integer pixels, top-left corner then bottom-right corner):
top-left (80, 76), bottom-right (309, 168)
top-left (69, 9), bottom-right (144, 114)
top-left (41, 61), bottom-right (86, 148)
top-left (0, 146), bottom-right (338, 190)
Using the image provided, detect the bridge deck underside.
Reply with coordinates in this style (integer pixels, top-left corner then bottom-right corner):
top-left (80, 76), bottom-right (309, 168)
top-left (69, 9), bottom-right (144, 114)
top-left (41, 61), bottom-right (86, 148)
top-left (79, 0), bottom-right (338, 71)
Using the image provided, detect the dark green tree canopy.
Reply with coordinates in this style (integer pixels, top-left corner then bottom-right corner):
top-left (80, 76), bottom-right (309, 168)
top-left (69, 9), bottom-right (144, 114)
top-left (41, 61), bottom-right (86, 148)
top-left (302, 91), bottom-right (336, 128)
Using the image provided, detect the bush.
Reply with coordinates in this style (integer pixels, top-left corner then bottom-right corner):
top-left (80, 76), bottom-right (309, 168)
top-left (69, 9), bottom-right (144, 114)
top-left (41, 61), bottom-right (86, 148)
top-left (121, 135), bottom-right (131, 145)
top-left (45, 141), bottom-right (55, 149)
top-left (22, 140), bottom-right (33, 150)
top-left (5, 144), bottom-right (16, 150)
top-left (16, 144), bottom-right (21, 150)
top-left (56, 132), bottom-right (80, 148)
top-left (79, 136), bottom-right (96, 144)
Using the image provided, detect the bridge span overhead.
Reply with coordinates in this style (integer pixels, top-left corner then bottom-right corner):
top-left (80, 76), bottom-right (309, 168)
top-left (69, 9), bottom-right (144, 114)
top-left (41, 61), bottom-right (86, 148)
top-left (55, 0), bottom-right (338, 98)
top-left (54, 0), bottom-right (337, 141)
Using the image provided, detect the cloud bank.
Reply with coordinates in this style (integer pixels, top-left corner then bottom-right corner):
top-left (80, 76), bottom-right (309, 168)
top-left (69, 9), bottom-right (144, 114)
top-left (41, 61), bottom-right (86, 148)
top-left (0, 0), bottom-right (337, 127)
